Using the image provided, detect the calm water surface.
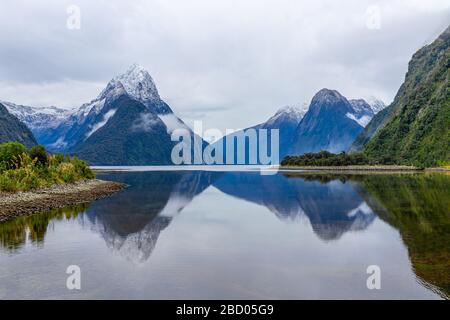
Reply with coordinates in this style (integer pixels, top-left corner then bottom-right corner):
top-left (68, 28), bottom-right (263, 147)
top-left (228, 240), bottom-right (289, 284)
top-left (0, 171), bottom-right (449, 299)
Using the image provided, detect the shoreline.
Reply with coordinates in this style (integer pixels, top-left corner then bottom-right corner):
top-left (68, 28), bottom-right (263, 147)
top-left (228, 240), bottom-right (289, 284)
top-left (280, 165), bottom-right (450, 172)
top-left (0, 179), bottom-right (126, 223)
top-left (91, 165), bottom-right (450, 173)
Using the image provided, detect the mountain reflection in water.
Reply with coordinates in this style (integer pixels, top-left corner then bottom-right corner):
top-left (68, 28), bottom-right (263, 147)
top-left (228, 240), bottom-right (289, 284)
top-left (0, 171), bottom-right (448, 298)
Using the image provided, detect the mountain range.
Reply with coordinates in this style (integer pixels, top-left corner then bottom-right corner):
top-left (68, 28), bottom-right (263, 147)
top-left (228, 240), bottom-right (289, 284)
top-left (212, 89), bottom-right (384, 164)
top-left (11, 22), bottom-right (450, 169)
top-left (1, 64), bottom-right (385, 165)
top-left (0, 101), bottom-right (71, 147)
top-left (3, 64), bottom-right (202, 165)
top-left (2, 26), bottom-right (448, 167)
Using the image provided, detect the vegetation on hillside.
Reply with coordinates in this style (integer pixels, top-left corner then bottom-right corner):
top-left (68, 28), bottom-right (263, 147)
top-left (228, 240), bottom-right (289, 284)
top-left (349, 105), bottom-right (394, 152)
top-left (362, 26), bottom-right (450, 167)
top-left (281, 150), bottom-right (398, 167)
top-left (0, 142), bottom-right (94, 192)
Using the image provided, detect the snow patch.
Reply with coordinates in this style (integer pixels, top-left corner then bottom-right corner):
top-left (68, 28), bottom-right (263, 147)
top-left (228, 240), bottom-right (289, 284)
top-left (346, 112), bottom-right (371, 127)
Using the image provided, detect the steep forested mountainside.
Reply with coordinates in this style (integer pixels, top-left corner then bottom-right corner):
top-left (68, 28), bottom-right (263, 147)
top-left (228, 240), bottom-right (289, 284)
top-left (362, 26), bottom-right (450, 166)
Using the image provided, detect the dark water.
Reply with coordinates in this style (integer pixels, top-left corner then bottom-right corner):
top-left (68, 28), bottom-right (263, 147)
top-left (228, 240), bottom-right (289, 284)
top-left (0, 170), bottom-right (449, 299)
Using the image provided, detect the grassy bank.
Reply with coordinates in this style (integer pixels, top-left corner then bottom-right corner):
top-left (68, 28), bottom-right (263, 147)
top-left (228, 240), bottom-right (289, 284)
top-left (0, 142), bottom-right (94, 192)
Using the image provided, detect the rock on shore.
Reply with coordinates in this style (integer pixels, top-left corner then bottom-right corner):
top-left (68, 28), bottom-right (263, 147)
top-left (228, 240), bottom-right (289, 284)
top-left (0, 179), bottom-right (126, 222)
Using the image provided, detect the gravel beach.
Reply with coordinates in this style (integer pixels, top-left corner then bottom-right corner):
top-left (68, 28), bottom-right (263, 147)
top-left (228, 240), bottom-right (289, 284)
top-left (0, 179), bottom-right (126, 222)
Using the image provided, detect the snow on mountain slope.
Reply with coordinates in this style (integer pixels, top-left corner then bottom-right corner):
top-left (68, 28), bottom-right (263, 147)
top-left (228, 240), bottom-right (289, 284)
top-left (366, 96), bottom-right (386, 114)
top-left (264, 103), bottom-right (309, 127)
top-left (2, 64), bottom-right (183, 152)
top-left (76, 65), bottom-right (180, 141)
top-left (72, 64), bottom-right (174, 145)
top-left (98, 64), bottom-right (160, 103)
top-left (76, 98), bottom-right (106, 120)
top-left (1, 100), bottom-right (72, 130)
top-left (346, 112), bottom-right (372, 127)
top-left (1, 64), bottom-right (174, 151)
top-left (347, 98), bottom-right (385, 127)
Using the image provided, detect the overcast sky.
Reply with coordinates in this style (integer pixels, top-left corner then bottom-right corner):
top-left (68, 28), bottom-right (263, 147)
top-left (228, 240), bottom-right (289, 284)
top-left (0, 0), bottom-right (448, 130)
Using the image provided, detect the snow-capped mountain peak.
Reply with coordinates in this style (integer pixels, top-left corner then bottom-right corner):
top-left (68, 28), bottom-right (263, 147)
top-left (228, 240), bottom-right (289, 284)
top-left (275, 103), bottom-right (309, 118)
top-left (98, 64), bottom-right (160, 104)
top-left (349, 99), bottom-right (370, 112)
top-left (311, 88), bottom-right (347, 106)
top-left (76, 65), bottom-right (156, 120)
top-left (267, 103), bottom-right (309, 125)
top-left (366, 96), bottom-right (386, 114)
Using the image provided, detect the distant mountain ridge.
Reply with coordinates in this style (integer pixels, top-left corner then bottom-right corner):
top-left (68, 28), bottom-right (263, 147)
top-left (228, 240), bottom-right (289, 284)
top-left (208, 103), bottom-right (308, 164)
top-left (288, 89), bottom-right (382, 155)
top-left (1, 101), bottom-right (72, 148)
top-left (210, 90), bottom-right (383, 164)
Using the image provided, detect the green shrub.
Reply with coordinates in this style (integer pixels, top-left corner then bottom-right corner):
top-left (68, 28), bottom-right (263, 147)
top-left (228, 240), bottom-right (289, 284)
top-left (52, 153), bottom-right (65, 165)
top-left (0, 142), bottom-right (27, 169)
top-left (0, 142), bottom-right (95, 192)
top-left (29, 145), bottom-right (48, 166)
top-left (70, 157), bottom-right (95, 180)
top-left (56, 163), bottom-right (76, 183)
top-left (0, 174), bottom-right (17, 192)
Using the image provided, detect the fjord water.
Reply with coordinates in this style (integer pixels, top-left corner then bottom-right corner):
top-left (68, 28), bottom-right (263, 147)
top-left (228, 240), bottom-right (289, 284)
top-left (0, 171), bottom-right (449, 299)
